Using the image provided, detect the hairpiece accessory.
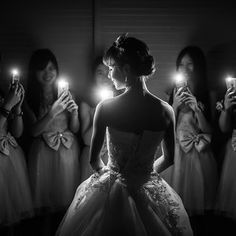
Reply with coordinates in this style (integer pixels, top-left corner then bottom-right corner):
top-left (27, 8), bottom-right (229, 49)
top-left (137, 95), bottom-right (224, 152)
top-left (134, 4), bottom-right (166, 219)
top-left (113, 33), bottom-right (129, 50)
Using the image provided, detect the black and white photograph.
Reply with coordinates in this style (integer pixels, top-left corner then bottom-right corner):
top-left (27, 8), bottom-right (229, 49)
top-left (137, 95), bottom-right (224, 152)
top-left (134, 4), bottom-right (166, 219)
top-left (0, 1), bottom-right (236, 235)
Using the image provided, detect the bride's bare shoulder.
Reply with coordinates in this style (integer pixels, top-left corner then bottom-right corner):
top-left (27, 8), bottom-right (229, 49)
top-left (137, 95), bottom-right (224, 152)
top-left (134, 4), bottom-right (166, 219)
top-left (149, 94), bottom-right (174, 122)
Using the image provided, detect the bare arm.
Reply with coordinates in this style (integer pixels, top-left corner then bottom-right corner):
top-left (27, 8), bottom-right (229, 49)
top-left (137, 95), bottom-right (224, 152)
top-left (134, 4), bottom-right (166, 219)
top-left (9, 84), bottom-right (25, 137)
top-left (172, 87), bottom-right (185, 116)
top-left (183, 89), bottom-right (211, 133)
top-left (80, 102), bottom-right (93, 142)
top-left (194, 108), bottom-right (212, 133)
top-left (219, 110), bottom-right (232, 133)
top-left (9, 111), bottom-right (23, 138)
top-left (219, 88), bottom-right (236, 133)
top-left (89, 102), bottom-right (106, 172)
top-left (0, 83), bottom-right (22, 135)
top-left (67, 93), bottom-right (80, 133)
top-left (68, 110), bottom-right (80, 133)
top-left (0, 112), bottom-right (8, 132)
top-left (154, 106), bottom-right (175, 173)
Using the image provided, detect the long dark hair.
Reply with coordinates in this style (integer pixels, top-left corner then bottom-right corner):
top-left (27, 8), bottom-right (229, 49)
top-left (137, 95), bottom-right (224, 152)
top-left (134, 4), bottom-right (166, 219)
top-left (26, 49), bottom-right (59, 115)
top-left (169, 46), bottom-right (211, 120)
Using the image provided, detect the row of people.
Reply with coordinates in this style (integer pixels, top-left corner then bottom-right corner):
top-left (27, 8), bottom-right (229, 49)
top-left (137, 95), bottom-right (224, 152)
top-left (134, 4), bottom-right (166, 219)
top-left (161, 46), bottom-right (236, 235)
top-left (0, 48), bottom-right (114, 235)
top-left (0, 38), bottom-right (236, 235)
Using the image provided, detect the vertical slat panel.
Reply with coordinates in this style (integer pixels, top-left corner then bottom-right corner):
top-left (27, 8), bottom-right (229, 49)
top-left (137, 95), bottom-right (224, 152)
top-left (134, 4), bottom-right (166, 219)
top-left (95, 0), bottom-right (236, 100)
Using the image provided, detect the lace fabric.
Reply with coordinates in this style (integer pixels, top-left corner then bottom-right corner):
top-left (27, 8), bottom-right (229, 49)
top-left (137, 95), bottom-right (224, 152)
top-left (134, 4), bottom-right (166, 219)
top-left (57, 127), bottom-right (193, 235)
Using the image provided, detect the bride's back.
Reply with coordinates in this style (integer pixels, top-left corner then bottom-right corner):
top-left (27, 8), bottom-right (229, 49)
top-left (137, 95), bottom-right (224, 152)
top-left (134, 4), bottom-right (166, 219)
top-left (102, 89), bottom-right (172, 134)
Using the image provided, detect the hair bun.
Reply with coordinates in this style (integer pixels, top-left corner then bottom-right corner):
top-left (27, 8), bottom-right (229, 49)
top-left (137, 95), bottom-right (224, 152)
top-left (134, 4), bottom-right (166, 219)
top-left (138, 55), bottom-right (155, 76)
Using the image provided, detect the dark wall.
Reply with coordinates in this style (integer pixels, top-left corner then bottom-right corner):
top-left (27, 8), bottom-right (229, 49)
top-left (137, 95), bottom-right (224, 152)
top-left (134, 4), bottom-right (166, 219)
top-left (0, 1), bottom-right (93, 100)
top-left (0, 0), bottom-right (236, 102)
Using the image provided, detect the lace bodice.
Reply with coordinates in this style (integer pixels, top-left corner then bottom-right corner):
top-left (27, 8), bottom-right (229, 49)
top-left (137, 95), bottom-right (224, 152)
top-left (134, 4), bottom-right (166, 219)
top-left (106, 127), bottom-right (164, 181)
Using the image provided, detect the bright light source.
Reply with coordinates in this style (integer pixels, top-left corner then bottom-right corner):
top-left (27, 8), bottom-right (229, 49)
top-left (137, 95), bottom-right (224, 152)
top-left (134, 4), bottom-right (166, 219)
top-left (11, 68), bottom-right (20, 83)
top-left (174, 73), bottom-right (187, 88)
top-left (98, 87), bottom-right (113, 101)
top-left (12, 69), bottom-right (19, 76)
top-left (225, 76), bottom-right (236, 89)
top-left (58, 79), bottom-right (69, 97)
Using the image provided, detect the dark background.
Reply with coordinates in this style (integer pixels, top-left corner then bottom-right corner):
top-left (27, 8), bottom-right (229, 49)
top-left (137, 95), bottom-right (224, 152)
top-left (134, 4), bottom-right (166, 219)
top-left (1, 0), bottom-right (236, 102)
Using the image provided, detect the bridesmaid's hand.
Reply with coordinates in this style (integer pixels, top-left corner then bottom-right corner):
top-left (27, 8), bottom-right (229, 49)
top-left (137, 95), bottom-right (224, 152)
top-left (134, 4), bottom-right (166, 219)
top-left (224, 87), bottom-right (236, 111)
top-left (182, 88), bottom-right (199, 112)
top-left (14, 83), bottom-right (25, 108)
top-left (3, 83), bottom-right (22, 110)
top-left (172, 87), bottom-right (185, 110)
top-left (66, 92), bottom-right (78, 115)
top-left (49, 91), bottom-right (70, 118)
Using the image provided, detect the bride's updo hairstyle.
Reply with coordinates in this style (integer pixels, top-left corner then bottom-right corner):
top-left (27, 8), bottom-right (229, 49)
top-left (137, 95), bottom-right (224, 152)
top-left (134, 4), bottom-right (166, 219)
top-left (103, 33), bottom-right (156, 77)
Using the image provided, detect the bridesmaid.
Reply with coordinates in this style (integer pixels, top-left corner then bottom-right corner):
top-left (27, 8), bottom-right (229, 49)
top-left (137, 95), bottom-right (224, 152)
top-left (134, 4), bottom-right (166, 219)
top-left (25, 49), bottom-right (80, 233)
top-left (80, 57), bottom-right (114, 181)
top-left (166, 46), bottom-right (218, 235)
top-left (0, 57), bottom-right (33, 232)
top-left (217, 84), bottom-right (236, 222)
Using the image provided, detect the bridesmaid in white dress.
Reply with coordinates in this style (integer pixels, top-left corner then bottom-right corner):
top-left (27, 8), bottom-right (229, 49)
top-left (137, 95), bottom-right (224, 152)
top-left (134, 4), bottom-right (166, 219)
top-left (162, 46), bottom-right (218, 236)
top-left (26, 49), bottom-right (80, 216)
top-left (56, 34), bottom-right (193, 236)
top-left (0, 78), bottom-right (33, 230)
top-left (165, 47), bottom-right (218, 214)
top-left (217, 85), bottom-right (236, 220)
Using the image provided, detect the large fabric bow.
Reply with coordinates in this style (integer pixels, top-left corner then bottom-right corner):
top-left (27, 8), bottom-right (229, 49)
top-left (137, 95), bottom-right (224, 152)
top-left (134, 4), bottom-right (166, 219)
top-left (0, 133), bottom-right (18, 156)
top-left (42, 131), bottom-right (74, 151)
top-left (178, 131), bottom-right (211, 153)
top-left (231, 129), bottom-right (236, 151)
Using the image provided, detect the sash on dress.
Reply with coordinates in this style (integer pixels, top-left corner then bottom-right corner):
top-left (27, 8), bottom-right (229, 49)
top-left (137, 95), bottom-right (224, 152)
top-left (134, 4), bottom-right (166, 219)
top-left (178, 130), bottom-right (211, 153)
top-left (0, 133), bottom-right (18, 156)
top-left (42, 131), bottom-right (74, 151)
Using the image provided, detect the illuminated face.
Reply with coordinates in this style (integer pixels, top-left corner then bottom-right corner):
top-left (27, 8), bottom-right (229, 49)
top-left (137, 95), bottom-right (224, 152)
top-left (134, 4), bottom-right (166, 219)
top-left (36, 61), bottom-right (57, 86)
top-left (178, 54), bottom-right (194, 81)
top-left (95, 63), bottom-right (112, 87)
top-left (107, 59), bottom-right (125, 90)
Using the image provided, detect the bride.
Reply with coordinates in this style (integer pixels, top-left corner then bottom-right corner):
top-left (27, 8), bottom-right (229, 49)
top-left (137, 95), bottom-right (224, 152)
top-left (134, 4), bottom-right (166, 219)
top-left (56, 34), bottom-right (193, 236)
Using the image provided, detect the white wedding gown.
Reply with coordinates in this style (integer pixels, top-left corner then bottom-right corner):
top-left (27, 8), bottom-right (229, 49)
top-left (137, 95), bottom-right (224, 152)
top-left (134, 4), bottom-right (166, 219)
top-left (56, 127), bottom-right (193, 236)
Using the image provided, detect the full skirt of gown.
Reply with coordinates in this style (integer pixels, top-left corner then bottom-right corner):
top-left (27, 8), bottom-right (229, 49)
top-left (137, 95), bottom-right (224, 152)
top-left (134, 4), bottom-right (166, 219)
top-left (56, 169), bottom-right (193, 236)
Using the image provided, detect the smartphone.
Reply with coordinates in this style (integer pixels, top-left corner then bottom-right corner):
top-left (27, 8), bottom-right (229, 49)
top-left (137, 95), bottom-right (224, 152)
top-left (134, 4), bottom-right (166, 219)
top-left (11, 69), bottom-right (20, 85)
top-left (12, 75), bottom-right (20, 85)
top-left (226, 77), bottom-right (236, 90)
top-left (175, 73), bottom-right (187, 90)
top-left (58, 80), bottom-right (69, 98)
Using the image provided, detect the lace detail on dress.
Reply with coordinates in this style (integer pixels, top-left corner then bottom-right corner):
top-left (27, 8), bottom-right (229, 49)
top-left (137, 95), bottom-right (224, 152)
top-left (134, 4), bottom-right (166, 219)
top-left (57, 127), bottom-right (193, 236)
top-left (74, 170), bottom-right (119, 209)
top-left (142, 173), bottom-right (186, 235)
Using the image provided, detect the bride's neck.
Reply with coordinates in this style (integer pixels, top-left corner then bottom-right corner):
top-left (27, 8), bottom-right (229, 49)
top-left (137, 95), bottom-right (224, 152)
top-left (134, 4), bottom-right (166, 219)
top-left (125, 77), bottom-right (147, 94)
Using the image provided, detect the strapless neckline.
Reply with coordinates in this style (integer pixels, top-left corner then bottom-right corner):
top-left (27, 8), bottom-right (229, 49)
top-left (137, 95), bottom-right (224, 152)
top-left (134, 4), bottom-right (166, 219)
top-left (107, 127), bottom-right (165, 136)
